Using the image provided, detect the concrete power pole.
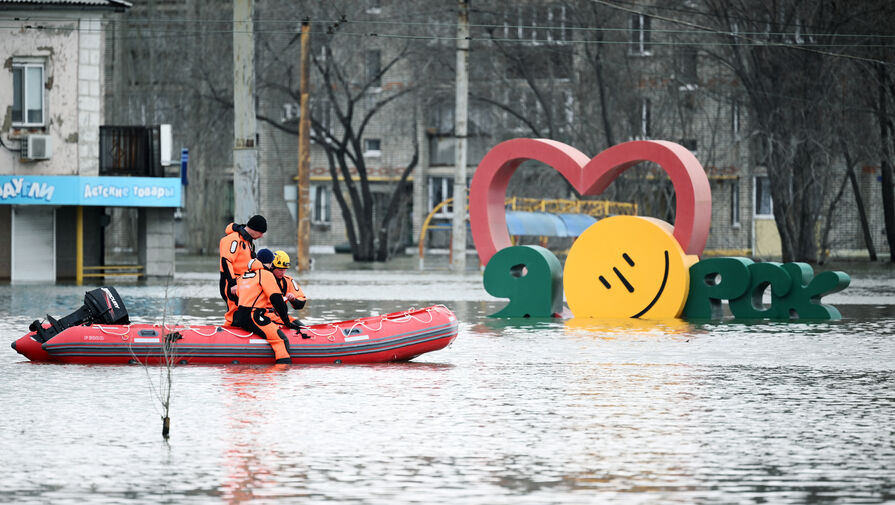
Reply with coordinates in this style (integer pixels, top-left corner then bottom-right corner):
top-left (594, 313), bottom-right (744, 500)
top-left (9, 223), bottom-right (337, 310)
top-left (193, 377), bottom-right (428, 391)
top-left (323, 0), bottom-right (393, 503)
top-left (297, 20), bottom-right (311, 272)
top-left (451, 0), bottom-right (470, 272)
top-left (233, 0), bottom-right (258, 224)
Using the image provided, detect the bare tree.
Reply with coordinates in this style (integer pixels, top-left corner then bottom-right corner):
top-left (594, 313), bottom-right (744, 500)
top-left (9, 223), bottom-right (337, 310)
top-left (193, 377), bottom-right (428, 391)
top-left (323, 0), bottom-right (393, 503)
top-left (693, 0), bottom-right (863, 262)
top-left (251, 3), bottom-right (429, 261)
top-left (872, 62), bottom-right (895, 261)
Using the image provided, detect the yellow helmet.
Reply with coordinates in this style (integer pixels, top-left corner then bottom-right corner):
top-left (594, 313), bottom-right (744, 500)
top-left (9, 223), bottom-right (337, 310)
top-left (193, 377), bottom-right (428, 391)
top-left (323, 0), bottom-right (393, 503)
top-left (272, 250), bottom-right (291, 269)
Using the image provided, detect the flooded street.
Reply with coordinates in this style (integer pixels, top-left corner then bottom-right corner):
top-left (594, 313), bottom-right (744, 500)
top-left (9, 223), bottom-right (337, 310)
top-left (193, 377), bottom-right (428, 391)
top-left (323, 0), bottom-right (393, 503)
top-left (1, 255), bottom-right (894, 504)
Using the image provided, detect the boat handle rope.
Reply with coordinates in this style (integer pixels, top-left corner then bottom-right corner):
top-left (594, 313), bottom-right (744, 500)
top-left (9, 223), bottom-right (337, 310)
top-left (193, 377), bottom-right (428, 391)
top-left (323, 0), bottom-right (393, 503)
top-left (296, 306), bottom-right (436, 339)
top-left (185, 326), bottom-right (219, 337)
top-left (158, 323), bottom-right (223, 338)
top-left (96, 325), bottom-right (132, 338)
top-left (340, 306), bottom-right (437, 334)
top-left (219, 326), bottom-right (255, 338)
top-left (95, 306), bottom-right (450, 342)
top-left (306, 325), bottom-right (341, 338)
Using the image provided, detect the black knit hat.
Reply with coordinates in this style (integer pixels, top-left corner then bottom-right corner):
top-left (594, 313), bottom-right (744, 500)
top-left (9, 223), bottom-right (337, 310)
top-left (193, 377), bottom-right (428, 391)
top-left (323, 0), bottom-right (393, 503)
top-left (247, 215), bottom-right (267, 233)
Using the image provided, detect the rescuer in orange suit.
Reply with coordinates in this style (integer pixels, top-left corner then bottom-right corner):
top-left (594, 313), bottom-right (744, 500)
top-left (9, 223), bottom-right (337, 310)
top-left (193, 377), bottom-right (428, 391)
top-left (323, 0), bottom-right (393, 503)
top-left (219, 214), bottom-right (266, 326)
top-left (268, 250), bottom-right (308, 326)
top-left (233, 248), bottom-right (304, 364)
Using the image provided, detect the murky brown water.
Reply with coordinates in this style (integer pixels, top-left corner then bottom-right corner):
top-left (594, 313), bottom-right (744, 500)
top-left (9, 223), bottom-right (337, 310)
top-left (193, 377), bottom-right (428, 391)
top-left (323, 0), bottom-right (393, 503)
top-left (2, 261), bottom-right (894, 504)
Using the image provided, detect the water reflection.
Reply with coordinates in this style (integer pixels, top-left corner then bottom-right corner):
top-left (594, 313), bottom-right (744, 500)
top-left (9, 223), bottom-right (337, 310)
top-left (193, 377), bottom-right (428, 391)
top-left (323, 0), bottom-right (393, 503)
top-left (220, 365), bottom-right (291, 504)
top-left (564, 317), bottom-right (695, 338)
top-left (1, 276), bottom-right (894, 504)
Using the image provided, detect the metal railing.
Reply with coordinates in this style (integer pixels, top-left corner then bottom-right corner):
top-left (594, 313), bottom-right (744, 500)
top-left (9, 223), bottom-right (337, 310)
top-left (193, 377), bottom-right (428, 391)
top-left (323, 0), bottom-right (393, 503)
top-left (81, 265), bottom-right (144, 279)
top-left (418, 196), bottom-right (637, 268)
top-left (504, 197), bottom-right (638, 217)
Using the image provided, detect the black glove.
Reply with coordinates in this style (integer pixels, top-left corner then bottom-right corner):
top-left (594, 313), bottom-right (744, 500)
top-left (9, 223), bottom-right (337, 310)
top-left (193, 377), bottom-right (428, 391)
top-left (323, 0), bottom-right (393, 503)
top-left (289, 319), bottom-right (312, 338)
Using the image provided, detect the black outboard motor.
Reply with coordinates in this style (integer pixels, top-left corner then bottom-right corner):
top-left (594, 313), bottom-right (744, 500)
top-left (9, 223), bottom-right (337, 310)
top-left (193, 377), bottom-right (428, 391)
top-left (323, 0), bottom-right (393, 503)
top-left (28, 286), bottom-right (130, 343)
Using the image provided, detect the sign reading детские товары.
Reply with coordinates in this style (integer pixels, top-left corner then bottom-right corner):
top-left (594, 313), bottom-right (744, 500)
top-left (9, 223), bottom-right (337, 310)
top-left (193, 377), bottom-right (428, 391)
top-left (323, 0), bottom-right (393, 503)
top-left (0, 175), bottom-right (182, 207)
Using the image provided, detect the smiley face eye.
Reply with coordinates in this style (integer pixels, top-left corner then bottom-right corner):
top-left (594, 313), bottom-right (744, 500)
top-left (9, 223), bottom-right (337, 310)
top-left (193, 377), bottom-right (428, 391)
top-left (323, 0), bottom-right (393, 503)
top-left (613, 267), bottom-right (635, 293)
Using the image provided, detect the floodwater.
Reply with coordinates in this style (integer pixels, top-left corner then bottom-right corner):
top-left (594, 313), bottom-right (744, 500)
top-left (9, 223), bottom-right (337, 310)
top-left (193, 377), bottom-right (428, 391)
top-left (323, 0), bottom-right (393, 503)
top-left (1, 255), bottom-right (895, 504)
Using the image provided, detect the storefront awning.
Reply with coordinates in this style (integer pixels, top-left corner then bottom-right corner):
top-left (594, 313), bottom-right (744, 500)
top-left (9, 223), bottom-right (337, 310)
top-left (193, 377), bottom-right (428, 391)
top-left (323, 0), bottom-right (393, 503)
top-left (0, 175), bottom-right (182, 207)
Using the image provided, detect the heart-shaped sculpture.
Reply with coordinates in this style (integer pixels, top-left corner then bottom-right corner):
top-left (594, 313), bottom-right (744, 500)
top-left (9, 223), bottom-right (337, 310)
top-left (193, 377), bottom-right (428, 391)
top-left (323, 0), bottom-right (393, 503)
top-left (469, 139), bottom-right (712, 266)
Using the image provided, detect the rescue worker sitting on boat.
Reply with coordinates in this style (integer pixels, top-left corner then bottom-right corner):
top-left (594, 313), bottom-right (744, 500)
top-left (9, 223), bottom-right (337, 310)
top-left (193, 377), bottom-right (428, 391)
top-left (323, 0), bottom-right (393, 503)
top-left (219, 214), bottom-right (266, 327)
top-left (233, 248), bottom-right (303, 364)
top-left (268, 251), bottom-right (308, 326)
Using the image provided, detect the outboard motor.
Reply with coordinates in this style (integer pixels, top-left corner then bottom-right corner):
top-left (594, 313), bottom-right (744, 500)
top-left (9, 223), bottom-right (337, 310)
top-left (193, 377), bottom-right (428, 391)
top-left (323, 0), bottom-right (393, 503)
top-left (29, 286), bottom-right (130, 343)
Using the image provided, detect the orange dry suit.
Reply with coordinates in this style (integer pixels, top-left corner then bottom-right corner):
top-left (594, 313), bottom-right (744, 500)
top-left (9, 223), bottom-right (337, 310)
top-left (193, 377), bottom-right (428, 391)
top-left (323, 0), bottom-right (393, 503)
top-left (268, 274), bottom-right (308, 325)
top-left (219, 222), bottom-right (257, 326)
top-left (232, 264), bottom-right (301, 364)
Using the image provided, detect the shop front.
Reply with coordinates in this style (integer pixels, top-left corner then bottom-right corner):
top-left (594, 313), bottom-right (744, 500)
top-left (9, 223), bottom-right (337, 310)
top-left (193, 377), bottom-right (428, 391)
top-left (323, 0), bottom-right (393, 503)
top-left (0, 175), bottom-right (181, 283)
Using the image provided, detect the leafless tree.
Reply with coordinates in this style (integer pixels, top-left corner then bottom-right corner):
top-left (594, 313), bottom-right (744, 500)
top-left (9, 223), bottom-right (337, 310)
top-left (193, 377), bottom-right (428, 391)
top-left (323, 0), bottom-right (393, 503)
top-left (695, 0), bottom-right (885, 262)
top-left (252, 2), bottom-right (431, 261)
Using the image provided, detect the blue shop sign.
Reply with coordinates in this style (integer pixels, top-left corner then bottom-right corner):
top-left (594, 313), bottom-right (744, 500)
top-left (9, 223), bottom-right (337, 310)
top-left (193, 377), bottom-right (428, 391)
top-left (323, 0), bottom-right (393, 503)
top-left (0, 176), bottom-right (182, 207)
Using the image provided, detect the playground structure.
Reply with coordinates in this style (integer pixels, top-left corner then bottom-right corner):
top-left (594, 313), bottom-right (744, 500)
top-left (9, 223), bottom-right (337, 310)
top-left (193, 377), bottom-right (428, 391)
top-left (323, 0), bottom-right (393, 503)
top-left (417, 195), bottom-right (637, 267)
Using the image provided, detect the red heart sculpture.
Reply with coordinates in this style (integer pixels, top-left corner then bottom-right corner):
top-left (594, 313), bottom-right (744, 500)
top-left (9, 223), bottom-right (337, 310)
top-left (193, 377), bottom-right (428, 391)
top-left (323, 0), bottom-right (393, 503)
top-left (469, 139), bottom-right (712, 266)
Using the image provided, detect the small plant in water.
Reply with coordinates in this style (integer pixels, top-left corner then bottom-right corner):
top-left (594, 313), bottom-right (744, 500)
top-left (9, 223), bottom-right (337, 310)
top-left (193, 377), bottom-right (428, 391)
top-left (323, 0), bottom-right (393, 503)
top-left (128, 279), bottom-right (178, 440)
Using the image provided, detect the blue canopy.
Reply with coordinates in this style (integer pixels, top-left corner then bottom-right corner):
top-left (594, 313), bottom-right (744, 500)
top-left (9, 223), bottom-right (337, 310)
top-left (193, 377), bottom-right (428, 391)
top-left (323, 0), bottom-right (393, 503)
top-left (505, 211), bottom-right (565, 236)
top-left (556, 213), bottom-right (597, 236)
top-left (505, 211), bottom-right (597, 237)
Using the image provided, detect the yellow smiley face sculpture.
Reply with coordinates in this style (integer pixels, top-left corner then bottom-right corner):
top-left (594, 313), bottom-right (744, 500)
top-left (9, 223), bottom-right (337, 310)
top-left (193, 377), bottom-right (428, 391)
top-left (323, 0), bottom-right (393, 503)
top-left (563, 216), bottom-right (700, 319)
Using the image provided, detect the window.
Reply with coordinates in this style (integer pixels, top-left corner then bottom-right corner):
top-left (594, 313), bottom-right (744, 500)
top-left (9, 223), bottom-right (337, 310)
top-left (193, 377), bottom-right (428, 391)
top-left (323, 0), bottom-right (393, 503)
top-left (563, 89), bottom-right (575, 125)
top-left (731, 99), bottom-right (741, 138)
top-left (504, 5), bottom-right (568, 43)
top-left (365, 50), bottom-right (381, 88)
top-left (310, 184), bottom-right (331, 224)
top-left (754, 176), bottom-right (773, 216)
top-left (731, 177), bottom-right (740, 227)
top-left (307, 99), bottom-right (333, 143)
top-left (677, 46), bottom-right (698, 86)
top-left (364, 138), bottom-right (381, 157)
top-left (429, 176), bottom-right (454, 217)
top-left (639, 98), bottom-right (651, 138)
top-left (546, 6), bottom-right (568, 43)
top-left (12, 61), bottom-right (46, 127)
top-left (630, 14), bottom-right (651, 55)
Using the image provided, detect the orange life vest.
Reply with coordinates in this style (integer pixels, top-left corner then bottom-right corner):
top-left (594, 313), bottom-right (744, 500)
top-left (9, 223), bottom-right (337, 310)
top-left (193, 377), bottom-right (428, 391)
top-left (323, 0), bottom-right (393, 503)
top-left (219, 223), bottom-right (256, 278)
top-left (278, 274), bottom-right (307, 307)
top-left (236, 267), bottom-right (281, 310)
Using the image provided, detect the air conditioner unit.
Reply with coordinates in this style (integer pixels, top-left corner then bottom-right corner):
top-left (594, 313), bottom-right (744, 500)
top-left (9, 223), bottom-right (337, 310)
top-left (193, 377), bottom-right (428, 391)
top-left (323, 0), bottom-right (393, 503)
top-left (22, 135), bottom-right (53, 161)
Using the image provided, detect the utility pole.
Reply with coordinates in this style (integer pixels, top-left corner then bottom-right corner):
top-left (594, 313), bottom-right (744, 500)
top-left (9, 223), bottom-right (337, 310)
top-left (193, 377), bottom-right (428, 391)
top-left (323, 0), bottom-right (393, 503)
top-left (233, 0), bottom-right (258, 224)
top-left (451, 0), bottom-right (470, 272)
top-left (297, 20), bottom-right (311, 272)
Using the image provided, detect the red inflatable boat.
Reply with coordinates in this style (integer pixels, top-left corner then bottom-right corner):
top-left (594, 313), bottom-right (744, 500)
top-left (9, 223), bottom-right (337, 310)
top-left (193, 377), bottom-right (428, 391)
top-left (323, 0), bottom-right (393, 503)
top-left (11, 288), bottom-right (458, 365)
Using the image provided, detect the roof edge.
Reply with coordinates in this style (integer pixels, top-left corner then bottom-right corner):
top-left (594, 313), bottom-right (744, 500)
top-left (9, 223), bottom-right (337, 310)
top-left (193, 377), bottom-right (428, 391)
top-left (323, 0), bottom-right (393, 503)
top-left (0, 0), bottom-right (132, 13)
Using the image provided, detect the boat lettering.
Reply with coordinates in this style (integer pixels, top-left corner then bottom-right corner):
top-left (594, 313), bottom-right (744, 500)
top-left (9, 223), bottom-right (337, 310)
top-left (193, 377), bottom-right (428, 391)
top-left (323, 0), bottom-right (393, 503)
top-left (101, 287), bottom-right (121, 309)
top-left (83, 335), bottom-right (105, 341)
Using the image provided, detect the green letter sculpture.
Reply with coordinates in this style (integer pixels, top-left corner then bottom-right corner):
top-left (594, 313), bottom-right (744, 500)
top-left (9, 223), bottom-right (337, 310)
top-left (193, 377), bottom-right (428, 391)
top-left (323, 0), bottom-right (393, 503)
top-left (683, 257), bottom-right (752, 319)
top-left (484, 245), bottom-right (563, 318)
top-left (728, 262), bottom-right (791, 319)
top-left (771, 263), bottom-right (850, 320)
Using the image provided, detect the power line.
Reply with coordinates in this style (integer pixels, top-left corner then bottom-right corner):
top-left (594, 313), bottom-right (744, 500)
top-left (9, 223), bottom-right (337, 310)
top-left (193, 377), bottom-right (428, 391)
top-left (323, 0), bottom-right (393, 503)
top-left (4, 13), bottom-right (895, 40)
top-left (588, 0), bottom-right (892, 66)
top-left (3, 22), bottom-right (895, 51)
